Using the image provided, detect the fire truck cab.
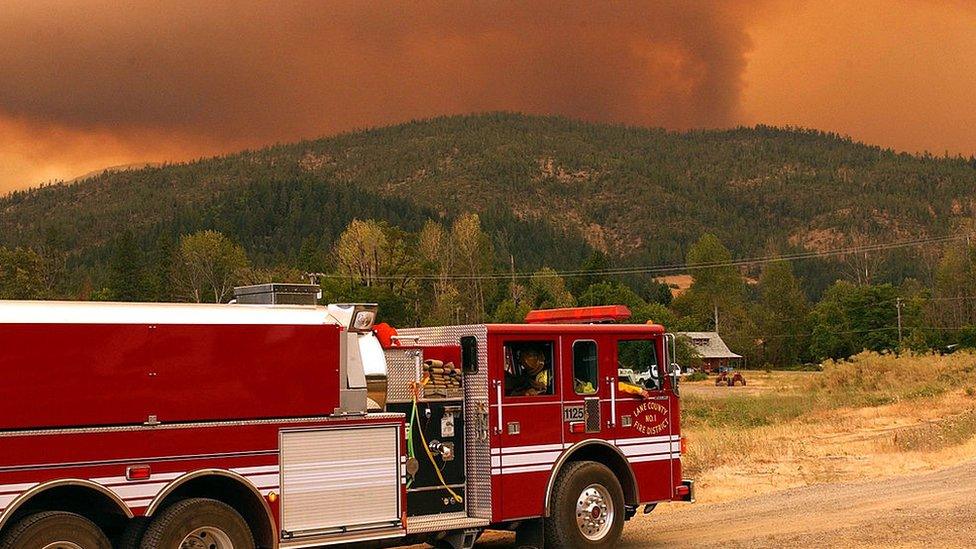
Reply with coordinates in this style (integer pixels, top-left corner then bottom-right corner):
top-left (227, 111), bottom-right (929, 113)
top-left (0, 286), bottom-right (691, 549)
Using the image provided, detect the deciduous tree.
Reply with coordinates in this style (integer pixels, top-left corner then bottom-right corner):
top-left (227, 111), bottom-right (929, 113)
top-left (673, 233), bottom-right (756, 362)
top-left (174, 230), bottom-right (250, 303)
top-left (334, 219), bottom-right (388, 287)
top-left (808, 281), bottom-right (898, 360)
top-left (529, 267), bottom-right (575, 309)
top-left (451, 213), bottom-right (494, 322)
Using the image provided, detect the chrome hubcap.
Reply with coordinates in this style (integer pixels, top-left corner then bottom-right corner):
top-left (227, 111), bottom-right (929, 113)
top-left (42, 543), bottom-right (82, 549)
top-left (576, 483), bottom-right (614, 540)
top-left (180, 527), bottom-right (234, 549)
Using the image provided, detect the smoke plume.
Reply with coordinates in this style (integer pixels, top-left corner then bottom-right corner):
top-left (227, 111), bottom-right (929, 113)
top-left (0, 1), bottom-right (758, 191)
top-left (6, 1), bottom-right (975, 194)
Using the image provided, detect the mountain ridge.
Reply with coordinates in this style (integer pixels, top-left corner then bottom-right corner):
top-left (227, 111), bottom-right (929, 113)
top-left (2, 112), bottom-right (974, 294)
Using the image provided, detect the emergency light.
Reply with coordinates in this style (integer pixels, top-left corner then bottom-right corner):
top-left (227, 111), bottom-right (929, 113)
top-left (524, 305), bottom-right (632, 324)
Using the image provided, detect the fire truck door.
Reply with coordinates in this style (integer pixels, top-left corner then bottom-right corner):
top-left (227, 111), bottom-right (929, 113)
top-left (494, 336), bottom-right (564, 521)
top-left (560, 336), bottom-right (608, 444)
top-left (612, 336), bottom-right (674, 502)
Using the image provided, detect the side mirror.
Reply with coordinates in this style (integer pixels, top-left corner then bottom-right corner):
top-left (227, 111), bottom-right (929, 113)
top-left (669, 363), bottom-right (681, 394)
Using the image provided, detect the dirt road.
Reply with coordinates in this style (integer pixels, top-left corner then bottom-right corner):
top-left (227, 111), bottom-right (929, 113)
top-left (628, 459), bottom-right (976, 547)
top-left (473, 459), bottom-right (976, 548)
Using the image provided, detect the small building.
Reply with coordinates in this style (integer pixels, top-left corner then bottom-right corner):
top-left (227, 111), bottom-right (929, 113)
top-left (677, 331), bottom-right (742, 372)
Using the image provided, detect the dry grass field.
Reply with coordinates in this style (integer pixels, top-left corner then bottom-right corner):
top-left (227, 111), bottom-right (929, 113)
top-left (680, 351), bottom-right (976, 503)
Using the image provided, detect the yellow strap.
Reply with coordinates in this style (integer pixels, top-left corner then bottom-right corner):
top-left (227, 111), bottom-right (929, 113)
top-left (412, 385), bottom-right (463, 504)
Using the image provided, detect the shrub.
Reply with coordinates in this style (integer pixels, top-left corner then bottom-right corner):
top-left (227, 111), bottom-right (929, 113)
top-left (811, 351), bottom-right (976, 405)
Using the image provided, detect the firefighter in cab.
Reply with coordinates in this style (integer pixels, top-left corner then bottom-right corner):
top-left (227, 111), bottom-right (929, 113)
top-left (507, 348), bottom-right (550, 396)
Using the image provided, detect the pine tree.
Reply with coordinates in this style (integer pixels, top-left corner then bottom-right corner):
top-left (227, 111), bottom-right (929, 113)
top-left (0, 247), bottom-right (47, 299)
top-left (570, 252), bottom-right (611, 296)
top-left (756, 261), bottom-right (809, 367)
top-left (296, 235), bottom-right (327, 274)
top-left (107, 231), bottom-right (145, 301)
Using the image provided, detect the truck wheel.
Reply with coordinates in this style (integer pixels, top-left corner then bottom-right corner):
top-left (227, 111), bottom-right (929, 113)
top-left (544, 461), bottom-right (624, 548)
top-left (0, 511), bottom-right (111, 549)
top-left (139, 498), bottom-right (254, 549)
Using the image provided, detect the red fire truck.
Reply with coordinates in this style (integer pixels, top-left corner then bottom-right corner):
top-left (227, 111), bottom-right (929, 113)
top-left (0, 284), bottom-right (692, 549)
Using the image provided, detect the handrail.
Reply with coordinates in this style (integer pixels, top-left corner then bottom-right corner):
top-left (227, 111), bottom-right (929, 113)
top-left (493, 380), bottom-right (503, 435)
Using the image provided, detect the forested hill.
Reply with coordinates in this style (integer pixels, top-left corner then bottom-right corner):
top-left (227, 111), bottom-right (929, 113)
top-left (3, 113), bottom-right (975, 292)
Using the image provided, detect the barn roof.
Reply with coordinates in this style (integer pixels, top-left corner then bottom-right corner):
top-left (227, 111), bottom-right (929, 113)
top-left (677, 331), bottom-right (742, 359)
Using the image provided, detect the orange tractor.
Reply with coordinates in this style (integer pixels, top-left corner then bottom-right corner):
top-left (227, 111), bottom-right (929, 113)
top-left (715, 366), bottom-right (746, 386)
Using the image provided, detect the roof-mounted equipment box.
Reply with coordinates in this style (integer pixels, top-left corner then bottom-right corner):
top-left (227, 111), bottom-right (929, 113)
top-left (234, 283), bottom-right (321, 306)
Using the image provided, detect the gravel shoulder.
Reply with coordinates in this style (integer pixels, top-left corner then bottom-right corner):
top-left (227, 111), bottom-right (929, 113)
top-left (618, 459), bottom-right (976, 548)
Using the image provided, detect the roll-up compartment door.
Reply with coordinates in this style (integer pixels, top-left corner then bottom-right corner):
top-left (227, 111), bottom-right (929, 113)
top-left (280, 423), bottom-right (402, 538)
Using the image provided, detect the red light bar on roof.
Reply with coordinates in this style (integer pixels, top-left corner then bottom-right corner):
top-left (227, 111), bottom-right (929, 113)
top-left (524, 305), bottom-right (632, 324)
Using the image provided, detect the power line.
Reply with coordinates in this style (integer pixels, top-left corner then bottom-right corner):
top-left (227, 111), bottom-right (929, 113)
top-left (311, 232), bottom-right (969, 282)
top-left (738, 293), bottom-right (976, 339)
top-left (761, 296), bottom-right (901, 325)
top-left (758, 294), bottom-right (976, 336)
top-left (760, 294), bottom-right (976, 329)
top-left (909, 325), bottom-right (976, 331)
top-left (759, 326), bottom-right (898, 340)
top-left (917, 295), bottom-right (976, 302)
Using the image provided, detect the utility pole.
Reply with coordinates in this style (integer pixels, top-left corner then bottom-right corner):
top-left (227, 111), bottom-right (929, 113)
top-left (896, 297), bottom-right (904, 348)
top-left (714, 304), bottom-right (720, 333)
top-left (510, 254), bottom-right (517, 305)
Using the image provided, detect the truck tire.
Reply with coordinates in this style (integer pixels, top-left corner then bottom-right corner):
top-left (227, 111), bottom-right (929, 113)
top-left (544, 461), bottom-right (624, 549)
top-left (0, 510), bottom-right (111, 549)
top-left (139, 498), bottom-right (254, 549)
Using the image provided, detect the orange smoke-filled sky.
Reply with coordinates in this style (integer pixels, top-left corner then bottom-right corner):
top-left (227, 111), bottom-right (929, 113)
top-left (1, 0), bottom-right (974, 193)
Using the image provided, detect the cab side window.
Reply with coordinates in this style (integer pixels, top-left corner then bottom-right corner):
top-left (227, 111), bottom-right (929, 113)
top-left (573, 340), bottom-right (598, 395)
top-left (504, 341), bottom-right (555, 397)
top-left (617, 339), bottom-right (661, 390)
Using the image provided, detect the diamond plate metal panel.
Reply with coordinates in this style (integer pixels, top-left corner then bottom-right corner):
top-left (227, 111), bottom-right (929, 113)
top-left (396, 325), bottom-right (492, 520)
top-left (384, 347), bottom-right (423, 403)
top-left (405, 513), bottom-right (490, 534)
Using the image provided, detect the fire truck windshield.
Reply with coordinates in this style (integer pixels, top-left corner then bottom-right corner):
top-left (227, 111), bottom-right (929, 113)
top-left (618, 339), bottom-right (661, 390)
